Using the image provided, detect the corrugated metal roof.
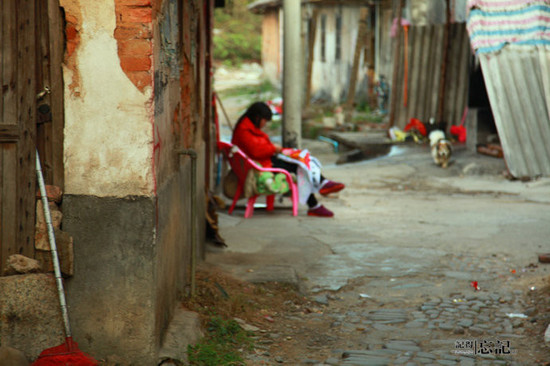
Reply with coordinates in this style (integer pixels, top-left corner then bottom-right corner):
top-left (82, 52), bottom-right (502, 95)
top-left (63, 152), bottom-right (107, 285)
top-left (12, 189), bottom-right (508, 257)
top-left (479, 47), bottom-right (550, 178)
top-left (467, 1), bottom-right (550, 178)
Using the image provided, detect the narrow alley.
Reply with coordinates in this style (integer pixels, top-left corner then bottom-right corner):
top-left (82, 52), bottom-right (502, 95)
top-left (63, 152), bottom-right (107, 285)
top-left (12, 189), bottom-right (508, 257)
top-left (205, 138), bottom-right (550, 365)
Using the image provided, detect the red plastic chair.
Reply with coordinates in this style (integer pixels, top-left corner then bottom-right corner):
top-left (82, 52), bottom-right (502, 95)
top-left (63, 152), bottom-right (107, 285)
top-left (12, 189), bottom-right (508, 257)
top-left (218, 141), bottom-right (299, 218)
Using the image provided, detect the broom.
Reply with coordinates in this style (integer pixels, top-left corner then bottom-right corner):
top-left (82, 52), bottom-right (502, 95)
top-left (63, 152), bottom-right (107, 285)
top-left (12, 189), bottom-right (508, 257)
top-left (32, 150), bottom-right (98, 366)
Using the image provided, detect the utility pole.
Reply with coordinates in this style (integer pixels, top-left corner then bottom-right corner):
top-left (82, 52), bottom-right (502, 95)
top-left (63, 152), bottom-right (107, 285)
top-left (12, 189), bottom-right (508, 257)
top-left (282, 0), bottom-right (302, 148)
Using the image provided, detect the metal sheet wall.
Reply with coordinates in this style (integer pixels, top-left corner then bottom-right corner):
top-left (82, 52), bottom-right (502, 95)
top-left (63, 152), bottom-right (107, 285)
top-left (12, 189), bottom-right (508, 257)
top-left (390, 23), bottom-right (470, 130)
top-left (480, 48), bottom-right (550, 178)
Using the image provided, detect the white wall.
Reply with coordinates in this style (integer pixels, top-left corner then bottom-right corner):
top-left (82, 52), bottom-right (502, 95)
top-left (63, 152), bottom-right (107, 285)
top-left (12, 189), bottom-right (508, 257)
top-left (61, 0), bottom-right (154, 198)
top-left (310, 6), bottom-right (364, 103)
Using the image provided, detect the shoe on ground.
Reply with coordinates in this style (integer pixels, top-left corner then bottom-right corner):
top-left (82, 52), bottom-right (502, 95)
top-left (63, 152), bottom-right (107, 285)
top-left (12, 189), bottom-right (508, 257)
top-left (307, 205), bottom-right (334, 217)
top-left (319, 180), bottom-right (345, 196)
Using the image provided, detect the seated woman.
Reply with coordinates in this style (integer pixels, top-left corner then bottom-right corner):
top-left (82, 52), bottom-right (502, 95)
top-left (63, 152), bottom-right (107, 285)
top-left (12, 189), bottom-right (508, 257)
top-left (231, 101), bottom-right (345, 217)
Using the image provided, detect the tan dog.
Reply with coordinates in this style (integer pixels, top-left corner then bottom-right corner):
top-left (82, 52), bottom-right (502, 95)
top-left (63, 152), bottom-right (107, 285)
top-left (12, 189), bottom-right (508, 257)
top-left (429, 130), bottom-right (452, 168)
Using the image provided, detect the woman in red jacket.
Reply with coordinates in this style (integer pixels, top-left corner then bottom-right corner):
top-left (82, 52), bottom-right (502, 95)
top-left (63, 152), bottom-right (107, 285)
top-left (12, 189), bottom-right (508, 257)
top-left (232, 102), bottom-right (344, 217)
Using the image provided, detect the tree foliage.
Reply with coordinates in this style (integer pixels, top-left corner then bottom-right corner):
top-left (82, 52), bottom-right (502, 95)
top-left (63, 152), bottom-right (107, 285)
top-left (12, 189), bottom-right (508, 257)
top-left (214, 0), bottom-right (262, 65)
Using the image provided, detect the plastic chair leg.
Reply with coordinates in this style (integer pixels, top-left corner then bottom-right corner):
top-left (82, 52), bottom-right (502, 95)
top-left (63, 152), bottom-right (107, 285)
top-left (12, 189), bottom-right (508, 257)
top-left (245, 196), bottom-right (257, 218)
top-left (228, 184), bottom-right (243, 215)
top-left (266, 195), bottom-right (275, 211)
top-left (290, 183), bottom-right (299, 216)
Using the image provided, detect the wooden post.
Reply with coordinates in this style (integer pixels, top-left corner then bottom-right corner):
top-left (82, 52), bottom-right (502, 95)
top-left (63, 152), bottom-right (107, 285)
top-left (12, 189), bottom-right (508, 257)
top-left (304, 8), bottom-right (319, 109)
top-left (344, 8), bottom-right (369, 117)
top-left (388, 0), bottom-right (405, 127)
top-left (48, 0), bottom-right (65, 189)
top-left (282, 0), bottom-right (302, 148)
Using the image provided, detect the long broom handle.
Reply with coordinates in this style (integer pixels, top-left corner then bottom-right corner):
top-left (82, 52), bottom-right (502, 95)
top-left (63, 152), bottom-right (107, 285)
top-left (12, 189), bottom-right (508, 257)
top-left (215, 92), bottom-right (234, 131)
top-left (36, 150), bottom-right (72, 338)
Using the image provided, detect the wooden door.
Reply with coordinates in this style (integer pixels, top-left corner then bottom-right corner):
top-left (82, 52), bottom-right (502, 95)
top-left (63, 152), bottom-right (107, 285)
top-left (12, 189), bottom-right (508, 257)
top-left (1, 0), bottom-right (38, 273)
top-left (0, 0), bottom-right (63, 274)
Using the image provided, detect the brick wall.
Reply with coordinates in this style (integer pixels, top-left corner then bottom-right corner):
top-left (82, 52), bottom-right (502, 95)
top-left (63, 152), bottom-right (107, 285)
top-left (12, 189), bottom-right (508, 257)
top-left (114, 0), bottom-right (153, 92)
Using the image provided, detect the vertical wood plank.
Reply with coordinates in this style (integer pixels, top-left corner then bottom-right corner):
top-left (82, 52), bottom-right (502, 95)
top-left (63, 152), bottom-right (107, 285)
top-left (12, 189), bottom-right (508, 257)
top-left (1, 144), bottom-right (17, 275)
top-left (36, 0), bottom-right (50, 181)
top-left (2, 0), bottom-right (17, 125)
top-left (408, 26), bottom-right (421, 120)
top-left (395, 30), bottom-right (405, 126)
top-left (0, 147), bottom-right (4, 273)
top-left (416, 27), bottom-right (431, 122)
top-left (444, 23), bottom-right (459, 125)
top-left (428, 25), bottom-right (444, 121)
top-left (16, 0), bottom-right (37, 260)
top-left (47, 0), bottom-right (65, 188)
top-left (388, 0), bottom-right (404, 127)
top-left (305, 8), bottom-right (319, 108)
top-left (455, 25), bottom-right (470, 126)
top-left (421, 26), bottom-right (434, 120)
top-left (0, 0), bottom-right (4, 121)
top-left (345, 8), bottom-right (369, 114)
top-left (1, 0), bottom-right (20, 273)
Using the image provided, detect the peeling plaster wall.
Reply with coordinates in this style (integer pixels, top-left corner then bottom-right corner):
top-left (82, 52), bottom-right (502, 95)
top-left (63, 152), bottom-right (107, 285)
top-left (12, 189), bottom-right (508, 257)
top-left (61, 0), bottom-right (153, 198)
top-left (56, 0), bottom-right (211, 362)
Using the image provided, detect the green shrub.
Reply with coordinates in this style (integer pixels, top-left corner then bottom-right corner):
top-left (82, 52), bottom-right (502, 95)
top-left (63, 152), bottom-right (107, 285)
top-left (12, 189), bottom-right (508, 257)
top-left (187, 316), bottom-right (253, 366)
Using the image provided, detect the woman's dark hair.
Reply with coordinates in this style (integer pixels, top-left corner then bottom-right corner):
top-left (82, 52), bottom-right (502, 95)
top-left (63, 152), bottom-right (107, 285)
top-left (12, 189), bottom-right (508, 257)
top-left (236, 102), bottom-right (273, 128)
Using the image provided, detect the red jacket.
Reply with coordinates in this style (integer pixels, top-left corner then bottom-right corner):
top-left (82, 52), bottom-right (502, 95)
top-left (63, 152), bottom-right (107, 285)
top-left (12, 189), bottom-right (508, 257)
top-left (231, 116), bottom-right (276, 167)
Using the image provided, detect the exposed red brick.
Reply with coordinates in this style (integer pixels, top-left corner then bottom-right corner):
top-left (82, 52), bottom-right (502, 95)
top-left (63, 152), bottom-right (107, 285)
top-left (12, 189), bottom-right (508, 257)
top-left (118, 39), bottom-right (152, 56)
top-left (121, 7), bottom-right (152, 23)
top-left (114, 0), bottom-right (153, 91)
top-left (64, 12), bottom-right (81, 60)
top-left (114, 24), bottom-right (152, 40)
top-left (66, 24), bottom-right (78, 42)
top-left (119, 55), bottom-right (152, 72)
top-left (117, 0), bottom-right (152, 6)
top-left (36, 185), bottom-right (63, 203)
top-left (127, 71), bottom-right (152, 92)
top-left (66, 40), bottom-right (78, 59)
top-left (65, 14), bottom-right (78, 25)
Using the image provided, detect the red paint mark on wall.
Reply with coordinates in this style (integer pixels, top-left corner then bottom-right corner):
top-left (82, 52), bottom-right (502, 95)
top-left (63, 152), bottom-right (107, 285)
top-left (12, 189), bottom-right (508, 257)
top-left (152, 124), bottom-right (162, 195)
top-left (114, 0), bottom-right (153, 92)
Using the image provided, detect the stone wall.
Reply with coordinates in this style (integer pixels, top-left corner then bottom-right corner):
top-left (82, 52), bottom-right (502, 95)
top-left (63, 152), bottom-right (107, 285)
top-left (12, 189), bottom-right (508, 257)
top-left (0, 275), bottom-right (64, 361)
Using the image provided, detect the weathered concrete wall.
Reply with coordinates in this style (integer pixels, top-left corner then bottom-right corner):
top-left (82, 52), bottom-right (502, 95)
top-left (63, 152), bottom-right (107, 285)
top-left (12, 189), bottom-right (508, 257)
top-left (63, 195), bottom-right (157, 362)
top-left (155, 147), bottom-right (206, 346)
top-left (152, 0), bottom-right (208, 344)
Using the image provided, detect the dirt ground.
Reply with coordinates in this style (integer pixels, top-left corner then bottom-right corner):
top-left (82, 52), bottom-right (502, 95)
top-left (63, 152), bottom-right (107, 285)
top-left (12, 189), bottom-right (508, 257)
top-left (184, 264), bottom-right (550, 365)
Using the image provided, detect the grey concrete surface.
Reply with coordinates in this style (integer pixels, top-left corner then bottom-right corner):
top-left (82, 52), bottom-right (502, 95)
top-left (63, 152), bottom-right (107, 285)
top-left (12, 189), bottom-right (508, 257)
top-left (207, 138), bottom-right (550, 365)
